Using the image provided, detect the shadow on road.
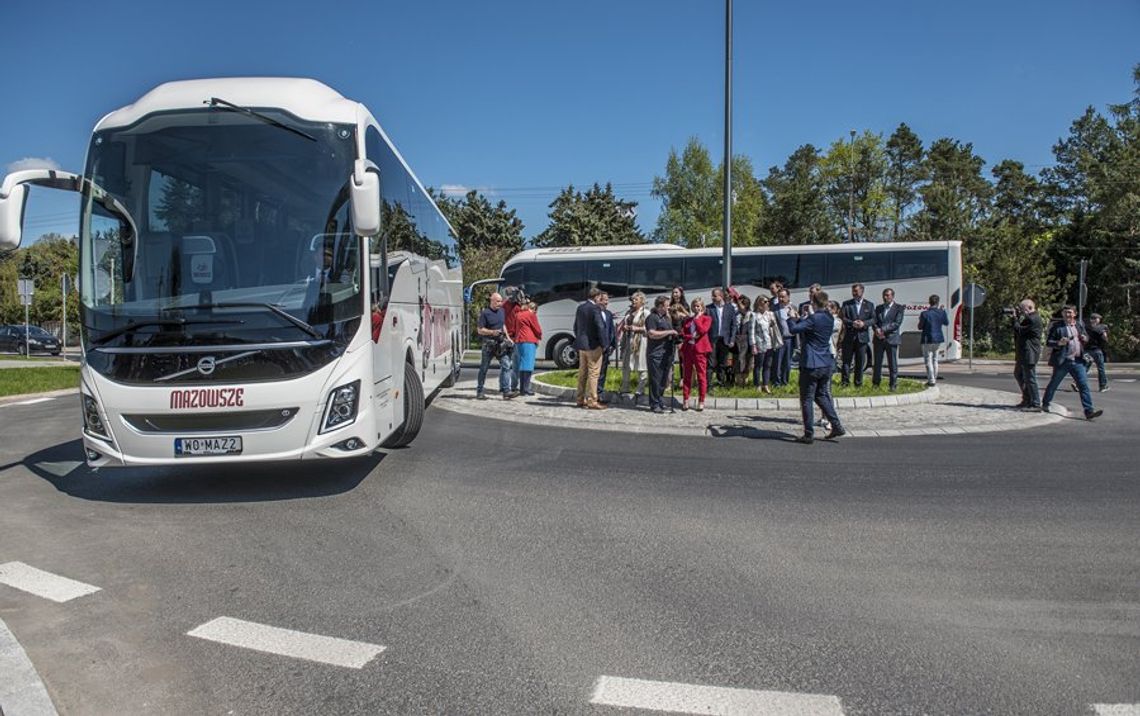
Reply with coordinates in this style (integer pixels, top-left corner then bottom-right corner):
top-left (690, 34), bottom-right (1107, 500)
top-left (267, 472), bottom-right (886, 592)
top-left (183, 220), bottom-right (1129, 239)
top-left (18, 439), bottom-right (383, 504)
top-left (707, 413), bottom-right (803, 441)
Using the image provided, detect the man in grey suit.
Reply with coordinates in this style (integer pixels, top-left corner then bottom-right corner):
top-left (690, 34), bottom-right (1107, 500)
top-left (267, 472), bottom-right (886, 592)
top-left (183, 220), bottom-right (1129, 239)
top-left (872, 288), bottom-right (905, 391)
top-left (840, 283), bottom-right (874, 387)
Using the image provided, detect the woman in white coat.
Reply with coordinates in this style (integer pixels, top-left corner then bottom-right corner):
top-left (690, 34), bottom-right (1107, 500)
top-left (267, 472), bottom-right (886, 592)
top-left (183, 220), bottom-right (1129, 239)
top-left (619, 291), bottom-right (651, 397)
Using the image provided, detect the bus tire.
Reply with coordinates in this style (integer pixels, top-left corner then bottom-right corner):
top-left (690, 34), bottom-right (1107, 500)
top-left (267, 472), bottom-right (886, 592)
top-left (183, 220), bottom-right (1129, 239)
top-left (382, 361), bottom-right (425, 448)
top-left (552, 336), bottom-right (577, 370)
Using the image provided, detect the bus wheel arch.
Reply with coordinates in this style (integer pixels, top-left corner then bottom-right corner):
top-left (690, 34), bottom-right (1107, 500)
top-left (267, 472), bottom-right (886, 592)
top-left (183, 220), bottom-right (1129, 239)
top-left (383, 359), bottom-right (425, 448)
top-left (550, 335), bottom-right (577, 370)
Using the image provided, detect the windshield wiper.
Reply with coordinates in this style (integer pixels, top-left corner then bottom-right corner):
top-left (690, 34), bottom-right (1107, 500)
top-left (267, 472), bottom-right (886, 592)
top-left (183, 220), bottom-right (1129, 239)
top-left (92, 318), bottom-right (244, 346)
top-left (206, 97), bottom-right (317, 142)
top-left (167, 302), bottom-right (322, 339)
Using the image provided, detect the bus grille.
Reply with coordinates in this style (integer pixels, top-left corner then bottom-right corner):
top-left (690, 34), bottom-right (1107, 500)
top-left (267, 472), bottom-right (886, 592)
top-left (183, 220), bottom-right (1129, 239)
top-left (122, 408), bottom-right (299, 433)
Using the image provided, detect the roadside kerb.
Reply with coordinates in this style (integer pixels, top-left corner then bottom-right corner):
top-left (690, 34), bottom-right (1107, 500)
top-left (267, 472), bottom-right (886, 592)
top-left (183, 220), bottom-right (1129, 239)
top-left (433, 380), bottom-right (1068, 439)
top-left (0, 389), bottom-right (78, 408)
top-left (0, 617), bottom-right (59, 716)
top-left (530, 373), bottom-right (939, 411)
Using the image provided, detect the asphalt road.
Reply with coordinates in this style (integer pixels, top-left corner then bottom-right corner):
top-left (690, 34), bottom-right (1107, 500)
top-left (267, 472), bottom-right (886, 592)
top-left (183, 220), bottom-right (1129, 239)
top-left (0, 370), bottom-right (1137, 715)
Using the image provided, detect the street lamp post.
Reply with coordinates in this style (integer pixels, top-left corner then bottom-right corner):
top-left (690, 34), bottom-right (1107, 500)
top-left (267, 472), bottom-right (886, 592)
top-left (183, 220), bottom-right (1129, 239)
top-left (847, 128), bottom-right (856, 243)
top-left (722, 0), bottom-right (733, 290)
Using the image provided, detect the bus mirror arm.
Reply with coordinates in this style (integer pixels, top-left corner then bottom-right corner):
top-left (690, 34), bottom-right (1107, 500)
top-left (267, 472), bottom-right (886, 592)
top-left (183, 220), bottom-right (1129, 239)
top-left (0, 170), bottom-right (138, 281)
top-left (351, 159), bottom-right (381, 237)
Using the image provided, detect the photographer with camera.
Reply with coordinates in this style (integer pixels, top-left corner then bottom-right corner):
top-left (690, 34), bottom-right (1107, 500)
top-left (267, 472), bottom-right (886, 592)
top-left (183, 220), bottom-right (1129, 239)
top-left (1011, 298), bottom-right (1043, 410)
top-left (475, 292), bottom-right (517, 401)
top-left (645, 295), bottom-right (679, 413)
top-left (1041, 305), bottom-right (1103, 420)
top-left (501, 285), bottom-right (527, 394)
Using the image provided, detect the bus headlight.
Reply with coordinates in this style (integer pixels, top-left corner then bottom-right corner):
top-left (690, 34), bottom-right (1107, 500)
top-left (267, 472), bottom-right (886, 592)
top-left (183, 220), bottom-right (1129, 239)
top-left (81, 394), bottom-right (111, 441)
top-left (321, 380), bottom-right (360, 433)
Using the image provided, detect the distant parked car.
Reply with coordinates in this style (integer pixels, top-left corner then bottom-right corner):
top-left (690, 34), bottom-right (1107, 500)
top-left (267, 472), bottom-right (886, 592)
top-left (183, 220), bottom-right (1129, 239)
top-left (0, 324), bottom-right (62, 356)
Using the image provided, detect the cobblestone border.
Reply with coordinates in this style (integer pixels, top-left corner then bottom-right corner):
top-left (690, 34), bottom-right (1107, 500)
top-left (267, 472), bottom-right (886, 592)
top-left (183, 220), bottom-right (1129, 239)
top-left (530, 374), bottom-right (938, 411)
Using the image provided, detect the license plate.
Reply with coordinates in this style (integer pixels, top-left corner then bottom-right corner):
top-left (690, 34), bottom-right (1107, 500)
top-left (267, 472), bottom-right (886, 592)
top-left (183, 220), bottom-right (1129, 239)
top-left (174, 436), bottom-right (243, 457)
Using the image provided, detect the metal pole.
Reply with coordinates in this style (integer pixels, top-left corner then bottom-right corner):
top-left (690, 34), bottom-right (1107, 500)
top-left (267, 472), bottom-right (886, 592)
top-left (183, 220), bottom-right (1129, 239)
top-left (1078, 258), bottom-right (1088, 323)
top-left (968, 300), bottom-right (975, 371)
top-left (24, 301), bottom-right (30, 358)
top-left (722, 0), bottom-right (733, 290)
top-left (847, 129), bottom-right (856, 242)
top-left (61, 273), bottom-right (67, 353)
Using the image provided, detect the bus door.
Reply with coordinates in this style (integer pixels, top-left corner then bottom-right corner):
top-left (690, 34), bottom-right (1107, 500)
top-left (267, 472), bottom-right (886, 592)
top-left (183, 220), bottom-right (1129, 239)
top-left (369, 240), bottom-right (396, 432)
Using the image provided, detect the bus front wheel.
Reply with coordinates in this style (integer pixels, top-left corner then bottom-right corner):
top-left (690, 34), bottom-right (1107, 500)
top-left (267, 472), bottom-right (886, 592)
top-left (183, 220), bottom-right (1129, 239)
top-left (552, 336), bottom-right (577, 370)
top-left (382, 362), bottom-right (425, 448)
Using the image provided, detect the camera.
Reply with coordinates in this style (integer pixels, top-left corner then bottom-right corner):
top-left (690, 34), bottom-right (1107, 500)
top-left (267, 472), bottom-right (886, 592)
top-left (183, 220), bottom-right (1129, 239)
top-left (1002, 306), bottom-right (1018, 318)
top-left (503, 284), bottom-right (528, 305)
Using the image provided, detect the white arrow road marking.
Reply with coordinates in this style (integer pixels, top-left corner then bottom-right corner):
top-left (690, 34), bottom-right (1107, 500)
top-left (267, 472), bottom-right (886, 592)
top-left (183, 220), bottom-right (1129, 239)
top-left (0, 562), bottom-right (101, 603)
top-left (187, 617), bottom-right (385, 669)
top-left (590, 676), bottom-right (844, 715)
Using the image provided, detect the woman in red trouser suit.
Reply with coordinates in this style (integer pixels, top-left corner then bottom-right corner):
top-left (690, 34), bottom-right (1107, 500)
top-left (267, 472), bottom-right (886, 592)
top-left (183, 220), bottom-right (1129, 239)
top-left (681, 297), bottom-right (713, 411)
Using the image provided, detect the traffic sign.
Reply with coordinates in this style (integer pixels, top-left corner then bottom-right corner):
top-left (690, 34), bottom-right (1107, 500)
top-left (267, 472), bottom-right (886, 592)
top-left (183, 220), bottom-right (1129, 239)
top-left (962, 283), bottom-right (987, 309)
top-left (18, 277), bottom-right (34, 297)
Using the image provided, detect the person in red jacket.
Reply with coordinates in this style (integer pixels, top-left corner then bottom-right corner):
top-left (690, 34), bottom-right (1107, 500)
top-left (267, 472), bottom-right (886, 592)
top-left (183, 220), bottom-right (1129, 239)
top-left (513, 301), bottom-right (543, 395)
top-left (680, 297), bottom-right (713, 411)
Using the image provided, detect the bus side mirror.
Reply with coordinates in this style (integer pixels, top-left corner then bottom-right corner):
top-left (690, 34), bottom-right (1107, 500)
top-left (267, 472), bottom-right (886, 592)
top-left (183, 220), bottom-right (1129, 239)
top-left (0, 182), bottom-right (29, 251)
top-left (351, 159), bottom-right (381, 237)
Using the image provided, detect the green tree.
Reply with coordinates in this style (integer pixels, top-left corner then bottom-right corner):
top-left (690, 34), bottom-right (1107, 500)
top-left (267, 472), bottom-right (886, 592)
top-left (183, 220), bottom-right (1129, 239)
top-left (884, 123), bottom-right (927, 240)
top-left (820, 130), bottom-right (890, 242)
top-left (911, 138), bottom-right (992, 243)
top-left (533, 183), bottom-right (644, 248)
top-left (761, 144), bottom-right (835, 245)
top-left (651, 138), bottom-right (768, 247)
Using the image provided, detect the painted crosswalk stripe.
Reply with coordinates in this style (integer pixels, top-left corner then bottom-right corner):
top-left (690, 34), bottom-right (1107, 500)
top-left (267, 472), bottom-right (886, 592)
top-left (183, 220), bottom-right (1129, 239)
top-left (0, 562), bottom-right (101, 603)
top-left (590, 676), bottom-right (844, 716)
top-left (8, 397), bottom-right (55, 406)
top-left (187, 617), bottom-right (384, 669)
top-left (1092, 705), bottom-right (1140, 716)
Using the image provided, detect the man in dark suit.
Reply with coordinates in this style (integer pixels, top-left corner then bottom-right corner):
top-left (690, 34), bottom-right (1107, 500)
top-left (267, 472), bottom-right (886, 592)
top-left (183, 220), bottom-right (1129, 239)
top-left (872, 287), bottom-right (905, 391)
top-left (595, 292), bottom-right (618, 402)
top-left (840, 283), bottom-right (874, 387)
top-left (787, 290), bottom-right (846, 444)
top-left (704, 287), bottom-right (737, 389)
top-left (1041, 305), bottom-right (1102, 420)
top-left (573, 287), bottom-right (609, 410)
top-left (1012, 298), bottom-right (1043, 409)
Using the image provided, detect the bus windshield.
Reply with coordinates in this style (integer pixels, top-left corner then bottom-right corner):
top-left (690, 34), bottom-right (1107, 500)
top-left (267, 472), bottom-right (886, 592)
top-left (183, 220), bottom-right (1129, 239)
top-left (79, 107), bottom-right (362, 339)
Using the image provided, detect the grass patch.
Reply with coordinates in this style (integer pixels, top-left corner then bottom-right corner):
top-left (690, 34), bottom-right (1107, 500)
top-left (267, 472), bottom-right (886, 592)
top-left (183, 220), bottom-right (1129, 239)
top-left (0, 366), bottom-right (81, 397)
top-left (536, 367), bottom-right (925, 399)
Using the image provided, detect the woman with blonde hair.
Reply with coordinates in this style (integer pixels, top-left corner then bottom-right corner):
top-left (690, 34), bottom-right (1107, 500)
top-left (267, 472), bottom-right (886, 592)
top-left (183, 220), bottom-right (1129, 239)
top-left (680, 297), bottom-right (712, 410)
top-left (750, 294), bottom-right (778, 393)
top-left (619, 291), bottom-right (651, 397)
top-left (513, 301), bottom-right (543, 396)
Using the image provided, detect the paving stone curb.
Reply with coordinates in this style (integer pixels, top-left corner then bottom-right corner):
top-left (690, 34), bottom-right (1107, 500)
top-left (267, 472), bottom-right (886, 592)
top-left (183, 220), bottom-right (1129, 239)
top-left (529, 373), bottom-right (939, 410)
top-left (433, 380), bottom-right (1068, 439)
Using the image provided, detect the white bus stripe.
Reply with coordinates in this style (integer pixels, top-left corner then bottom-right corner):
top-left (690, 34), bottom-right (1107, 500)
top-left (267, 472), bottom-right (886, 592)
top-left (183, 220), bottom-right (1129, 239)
top-left (0, 562), bottom-right (101, 603)
top-left (1093, 706), bottom-right (1140, 716)
top-left (590, 676), bottom-right (844, 716)
top-left (186, 617), bottom-right (384, 669)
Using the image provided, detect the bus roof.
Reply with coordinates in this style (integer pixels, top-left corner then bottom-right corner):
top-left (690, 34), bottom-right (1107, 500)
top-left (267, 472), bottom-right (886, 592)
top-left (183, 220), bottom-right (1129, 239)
top-left (504, 240), bottom-right (961, 264)
top-left (95, 77), bottom-right (363, 130)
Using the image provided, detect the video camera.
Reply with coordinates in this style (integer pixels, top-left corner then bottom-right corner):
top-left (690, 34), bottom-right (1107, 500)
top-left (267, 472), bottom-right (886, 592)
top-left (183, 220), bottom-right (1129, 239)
top-left (503, 284), bottom-right (529, 305)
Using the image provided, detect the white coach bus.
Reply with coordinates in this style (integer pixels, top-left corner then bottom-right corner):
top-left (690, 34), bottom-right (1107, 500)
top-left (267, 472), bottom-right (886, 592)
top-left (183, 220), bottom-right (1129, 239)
top-left (0, 78), bottom-right (462, 466)
top-left (496, 241), bottom-right (963, 368)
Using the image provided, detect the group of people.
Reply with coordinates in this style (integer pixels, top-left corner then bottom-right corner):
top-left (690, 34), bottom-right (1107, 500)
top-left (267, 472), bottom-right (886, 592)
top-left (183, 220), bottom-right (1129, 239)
top-left (1011, 299), bottom-right (1109, 420)
top-left (474, 289), bottom-right (543, 400)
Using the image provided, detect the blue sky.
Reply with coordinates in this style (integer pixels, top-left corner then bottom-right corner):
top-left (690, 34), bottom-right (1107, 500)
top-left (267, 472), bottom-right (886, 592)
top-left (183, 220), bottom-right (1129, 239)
top-left (4, 0), bottom-right (1137, 243)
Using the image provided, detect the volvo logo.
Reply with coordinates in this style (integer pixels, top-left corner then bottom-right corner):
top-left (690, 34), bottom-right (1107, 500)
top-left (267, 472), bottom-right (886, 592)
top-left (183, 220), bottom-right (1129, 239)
top-left (197, 356), bottom-right (217, 376)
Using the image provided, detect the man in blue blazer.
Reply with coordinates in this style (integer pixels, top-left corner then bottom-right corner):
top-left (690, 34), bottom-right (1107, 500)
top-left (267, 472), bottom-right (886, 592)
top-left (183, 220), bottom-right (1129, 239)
top-left (1041, 305), bottom-right (1103, 420)
top-left (788, 291), bottom-right (846, 444)
top-left (872, 287), bottom-right (905, 391)
top-left (573, 287), bottom-right (609, 409)
top-left (840, 283), bottom-right (875, 387)
top-left (595, 292), bottom-right (618, 402)
top-left (917, 294), bottom-right (949, 387)
top-left (704, 287), bottom-right (737, 389)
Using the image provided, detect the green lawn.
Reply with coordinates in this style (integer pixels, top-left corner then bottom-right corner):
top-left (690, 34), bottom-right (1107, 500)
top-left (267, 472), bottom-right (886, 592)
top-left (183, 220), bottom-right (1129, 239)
top-left (0, 366), bottom-right (81, 398)
top-left (536, 367), bottom-right (924, 399)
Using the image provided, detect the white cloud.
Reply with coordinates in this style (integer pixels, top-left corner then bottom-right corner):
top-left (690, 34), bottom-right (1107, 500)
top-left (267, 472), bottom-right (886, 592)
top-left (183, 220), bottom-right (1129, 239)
top-left (439, 184), bottom-right (471, 197)
top-left (6, 157), bottom-right (61, 173)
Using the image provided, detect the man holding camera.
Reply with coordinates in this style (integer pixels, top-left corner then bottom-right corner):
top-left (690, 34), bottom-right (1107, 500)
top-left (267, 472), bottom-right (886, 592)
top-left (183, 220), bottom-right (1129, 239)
top-left (1011, 298), bottom-right (1043, 410)
top-left (475, 292), bottom-right (517, 400)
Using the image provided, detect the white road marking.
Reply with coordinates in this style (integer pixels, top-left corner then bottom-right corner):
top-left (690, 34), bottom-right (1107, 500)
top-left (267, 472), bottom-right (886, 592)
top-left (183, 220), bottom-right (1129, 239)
top-left (7, 397), bottom-right (55, 406)
top-left (1093, 705), bottom-right (1140, 716)
top-left (0, 617), bottom-right (59, 716)
top-left (0, 562), bottom-right (101, 603)
top-left (1117, 378), bottom-right (1136, 383)
top-left (186, 617), bottom-right (384, 669)
top-left (590, 676), bottom-right (844, 715)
